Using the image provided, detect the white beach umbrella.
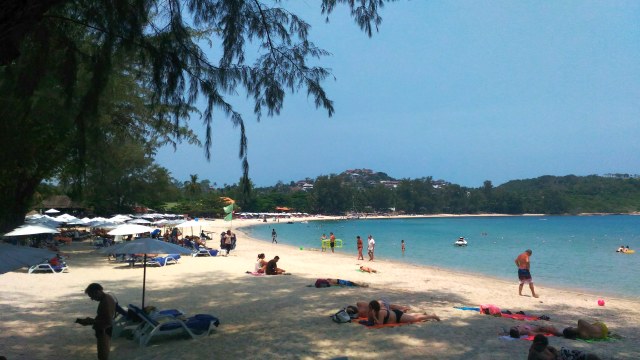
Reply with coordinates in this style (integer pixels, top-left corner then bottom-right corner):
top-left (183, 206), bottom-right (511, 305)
top-left (25, 216), bottom-right (61, 228)
top-left (108, 215), bottom-right (132, 223)
top-left (55, 213), bottom-right (79, 223)
top-left (0, 244), bottom-right (54, 274)
top-left (127, 218), bottom-right (152, 224)
top-left (107, 224), bottom-right (154, 236)
top-left (174, 219), bottom-right (216, 236)
top-left (97, 238), bottom-right (192, 307)
top-left (44, 208), bottom-right (60, 214)
top-left (4, 224), bottom-right (60, 237)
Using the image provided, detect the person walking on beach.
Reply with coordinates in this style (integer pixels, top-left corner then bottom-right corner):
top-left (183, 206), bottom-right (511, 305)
top-left (356, 235), bottom-right (364, 260)
top-left (271, 228), bottom-right (278, 244)
top-left (329, 232), bottom-right (336, 253)
top-left (367, 235), bottom-right (375, 261)
top-left (75, 283), bottom-right (116, 360)
top-left (515, 249), bottom-right (539, 298)
top-left (224, 230), bottom-right (234, 256)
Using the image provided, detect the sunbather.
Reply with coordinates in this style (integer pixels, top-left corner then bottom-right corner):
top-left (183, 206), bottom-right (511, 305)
top-left (359, 265), bottom-right (377, 273)
top-left (509, 323), bottom-right (563, 338)
top-left (325, 279), bottom-right (368, 287)
top-left (562, 319), bottom-right (608, 340)
top-left (528, 334), bottom-right (601, 360)
top-left (348, 301), bottom-right (411, 319)
top-left (367, 300), bottom-right (440, 324)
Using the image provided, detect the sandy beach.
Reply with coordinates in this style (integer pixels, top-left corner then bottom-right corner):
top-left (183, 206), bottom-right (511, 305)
top-left (1, 217), bottom-right (639, 360)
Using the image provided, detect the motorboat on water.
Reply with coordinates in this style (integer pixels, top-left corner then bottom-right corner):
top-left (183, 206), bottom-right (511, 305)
top-left (454, 237), bottom-right (468, 246)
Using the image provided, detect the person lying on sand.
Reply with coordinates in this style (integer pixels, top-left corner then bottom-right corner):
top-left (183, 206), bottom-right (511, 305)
top-left (509, 324), bottom-right (563, 338)
top-left (562, 319), bottom-right (609, 340)
top-left (313, 279), bottom-right (368, 288)
top-left (347, 301), bottom-right (411, 319)
top-left (359, 266), bottom-right (377, 273)
top-left (528, 334), bottom-right (601, 360)
top-left (367, 300), bottom-right (440, 324)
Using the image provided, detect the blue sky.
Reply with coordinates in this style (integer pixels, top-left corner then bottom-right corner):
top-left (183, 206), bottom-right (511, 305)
top-left (155, 1), bottom-right (640, 188)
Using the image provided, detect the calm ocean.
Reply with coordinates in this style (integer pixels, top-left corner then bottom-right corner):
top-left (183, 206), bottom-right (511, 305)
top-left (244, 215), bottom-right (640, 298)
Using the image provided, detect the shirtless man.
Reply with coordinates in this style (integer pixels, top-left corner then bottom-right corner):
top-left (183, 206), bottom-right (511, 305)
top-left (76, 283), bottom-right (116, 360)
top-left (509, 323), bottom-right (563, 338)
top-left (265, 256), bottom-right (286, 275)
top-left (515, 249), bottom-right (539, 298)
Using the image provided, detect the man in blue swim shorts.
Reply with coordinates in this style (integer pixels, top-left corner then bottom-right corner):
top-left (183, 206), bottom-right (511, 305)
top-left (515, 249), bottom-right (539, 298)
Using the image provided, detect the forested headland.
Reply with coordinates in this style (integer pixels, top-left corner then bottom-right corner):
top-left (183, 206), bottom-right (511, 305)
top-left (35, 170), bottom-right (640, 217)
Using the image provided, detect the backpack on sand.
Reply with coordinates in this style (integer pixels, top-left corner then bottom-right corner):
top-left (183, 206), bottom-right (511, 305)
top-left (331, 309), bottom-right (351, 323)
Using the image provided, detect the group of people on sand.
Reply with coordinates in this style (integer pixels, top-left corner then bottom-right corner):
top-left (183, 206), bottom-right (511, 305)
top-left (511, 320), bottom-right (608, 360)
top-left (508, 319), bottom-right (608, 341)
top-left (254, 253), bottom-right (288, 275)
top-left (343, 300), bottom-right (440, 325)
top-left (503, 313), bottom-right (612, 359)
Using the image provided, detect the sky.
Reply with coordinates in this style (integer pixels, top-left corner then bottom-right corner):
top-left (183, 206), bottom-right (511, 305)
top-left (155, 1), bottom-right (640, 188)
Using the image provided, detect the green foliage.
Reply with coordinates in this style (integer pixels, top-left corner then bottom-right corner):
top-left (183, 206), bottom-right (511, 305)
top-left (0, 0), bottom-right (393, 231)
top-left (227, 173), bottom-right (640, 216)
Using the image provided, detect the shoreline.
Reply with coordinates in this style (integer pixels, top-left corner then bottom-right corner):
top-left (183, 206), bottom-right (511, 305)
top-left (236, 216), bottom-right (640, 301)
top-left (1, 217), bottom-right (639, 359)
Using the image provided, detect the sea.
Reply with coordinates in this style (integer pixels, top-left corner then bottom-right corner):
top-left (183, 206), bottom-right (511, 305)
top-left (243, 215), bottom-right (640, 298)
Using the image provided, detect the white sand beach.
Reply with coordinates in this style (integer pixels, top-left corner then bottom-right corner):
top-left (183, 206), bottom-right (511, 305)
top-left (1, 217), bottom-right (639, 359)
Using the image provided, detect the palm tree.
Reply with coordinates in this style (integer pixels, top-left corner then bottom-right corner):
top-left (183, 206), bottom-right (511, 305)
top-left (186, 174), bottom-right (201, 199)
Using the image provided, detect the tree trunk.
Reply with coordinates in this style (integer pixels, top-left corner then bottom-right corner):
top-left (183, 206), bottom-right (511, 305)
top-left (0, 174), bottom-right (41, 233)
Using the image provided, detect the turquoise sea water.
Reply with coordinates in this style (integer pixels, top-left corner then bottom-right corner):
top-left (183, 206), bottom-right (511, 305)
top-left (244, 216), bottom-right (640, 298)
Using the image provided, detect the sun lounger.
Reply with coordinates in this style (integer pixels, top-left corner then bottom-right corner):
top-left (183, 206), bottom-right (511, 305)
top-left (184, 239), bottom-right (218, 257)
top-left (145, 254), bottom-right (181, 267)
top-left (129, 304), bottom-right (219, 346)
top-left (28, 261), bottom-right (68, 274)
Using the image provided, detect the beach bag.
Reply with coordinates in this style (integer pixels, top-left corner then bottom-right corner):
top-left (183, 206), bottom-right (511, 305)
top-left (331, 309), bottom-right (351, 323)
top-left (315, 279), bottom-right (331, 288)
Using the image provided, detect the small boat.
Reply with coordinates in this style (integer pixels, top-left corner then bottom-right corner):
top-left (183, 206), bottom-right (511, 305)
top-left (454, 237), bottom-right (468, 247)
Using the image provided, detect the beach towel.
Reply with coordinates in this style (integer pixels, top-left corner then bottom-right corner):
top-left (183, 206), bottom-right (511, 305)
top-left (245, 271), bottom-right (265, 276)
top-left (453, 306), bottom-right (480, 311)
top-left (501, 313), bottom-right (540, 321)
top-left (358, 319), bottom-right (409, 329)
top-left (499, 334), bottom-right (554, 341)
top-left (579, 335), bottom-right (621, 343)
top-left (454, 306), bottom-right (548, 321)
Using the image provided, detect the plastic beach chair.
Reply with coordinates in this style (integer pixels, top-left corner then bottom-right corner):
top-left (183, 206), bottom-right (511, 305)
top-left (130, 304), bottom-right (219, 346)
top-left (28, 259), bottom-right (69, 274)
top-left (145, 254), bottom-right (181, 267)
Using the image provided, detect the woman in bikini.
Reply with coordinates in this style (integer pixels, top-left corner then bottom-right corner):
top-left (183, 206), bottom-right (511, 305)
top-left (254, 253), bottom-right (268, 273)
top-left (367, 300), bottom-right (440, 325)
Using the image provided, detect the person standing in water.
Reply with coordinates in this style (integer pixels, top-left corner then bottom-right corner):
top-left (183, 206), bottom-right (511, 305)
top-left (401, 240), bottom-right (405, 254)
top-left (271, 228), bottom-right (277, 244)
